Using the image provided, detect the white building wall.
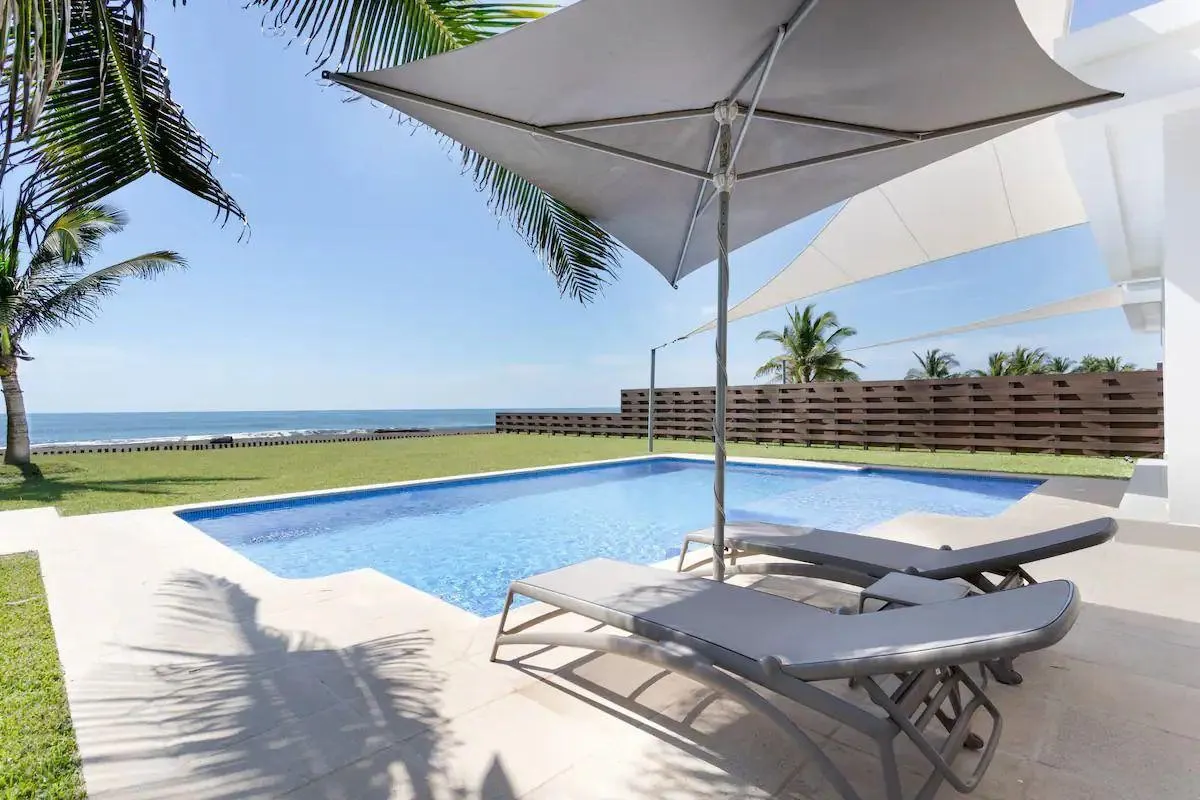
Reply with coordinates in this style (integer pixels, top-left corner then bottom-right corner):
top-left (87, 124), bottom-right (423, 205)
top-left (1162, 106), bottom-right (1200, 525)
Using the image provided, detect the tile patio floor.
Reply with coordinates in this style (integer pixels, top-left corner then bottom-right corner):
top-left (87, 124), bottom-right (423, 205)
top-left (2, 465), bottom-right (1199, 799)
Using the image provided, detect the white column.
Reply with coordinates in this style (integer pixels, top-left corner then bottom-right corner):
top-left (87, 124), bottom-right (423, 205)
top-left (1163, 107), bottom-right (1200, 525)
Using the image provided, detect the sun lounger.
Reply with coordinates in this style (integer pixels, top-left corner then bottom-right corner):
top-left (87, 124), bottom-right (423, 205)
top-left (676, 517), bottom-right (1116, 591)
top-left (492, 558), bottom-right (1079, 800)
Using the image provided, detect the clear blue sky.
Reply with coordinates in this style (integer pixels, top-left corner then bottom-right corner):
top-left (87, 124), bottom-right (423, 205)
top-left (21, 0), bottom-right (1161, 413)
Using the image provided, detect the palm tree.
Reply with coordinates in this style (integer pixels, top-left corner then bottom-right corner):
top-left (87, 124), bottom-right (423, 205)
top-left (1074, 355), bottom-right (1138, 373)
top-left (906, 348), bottom-right (959, 380)
top-left (1004, 345), bottom-right (1050, 375)
top-left (967, 351), bottom-right (1009, 377)
top-left (3, 1), bottom-right (246, 237)
top-left (755, 304), bottom-right (863, 384)
top-left (2, 0), bottom-right (620, 302)
top-left (0, 204), bottom-right (184, 470)
top-left (1046, 356), bottom-right (1076, 374)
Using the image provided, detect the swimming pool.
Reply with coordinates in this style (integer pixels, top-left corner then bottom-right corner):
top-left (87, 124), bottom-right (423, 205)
top-left (177, 457), bottom-right (1041, 616)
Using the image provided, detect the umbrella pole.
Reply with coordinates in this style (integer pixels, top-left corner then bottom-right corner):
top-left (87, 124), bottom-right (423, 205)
top-left (648, 347), bottom-right (656, 453)
top-left (712, 103), bottom-right (735, 583)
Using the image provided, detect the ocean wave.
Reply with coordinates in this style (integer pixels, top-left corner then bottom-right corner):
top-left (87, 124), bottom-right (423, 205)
top-left (33, 428), bottom-right (379, 448)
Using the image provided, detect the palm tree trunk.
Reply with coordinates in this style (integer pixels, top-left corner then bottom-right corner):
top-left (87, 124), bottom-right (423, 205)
top-left (1, 356), bottom-right (33, 468)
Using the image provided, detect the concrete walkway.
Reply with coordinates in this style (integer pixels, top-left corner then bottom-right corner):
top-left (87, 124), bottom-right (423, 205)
top-left (3, 467), bottom-right (1199, 799)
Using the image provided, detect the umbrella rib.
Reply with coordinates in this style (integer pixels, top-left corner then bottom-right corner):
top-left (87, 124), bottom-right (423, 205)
top-left (549, 107), bottom-right (714, 133)
top-left (751, 109), bottom-right (921, 141)
top-left (550, 105), bottom-right (916, 145)
top-left (729, 23), bottom-right (787, 168)
top-left (674, 0), bottom-right (821, 284)
top-left (738, 90), bottom-right (1125, 182)
top-left (325, 72), bottom-right (711, 181)
top-left (727, 0), bottom-right (821, 101)
top-left (670, 128), bottom-right (720, 287)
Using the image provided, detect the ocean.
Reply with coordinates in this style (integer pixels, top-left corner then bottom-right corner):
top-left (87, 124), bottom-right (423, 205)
top-left (5, 409), bottom-right (613, 447)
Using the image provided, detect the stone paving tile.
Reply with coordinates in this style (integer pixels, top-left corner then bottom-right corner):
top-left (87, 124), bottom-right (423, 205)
top-left (1036, 704), bottom-right (1200, 800)
top-left (1031, 653), bottom-right (1200, 742)
top-left (774, 736), bottom-right (923, 800)
top-left (522, 736), bottom-right (778, 800)
top-left (384, 692), bottom-right (608, 800)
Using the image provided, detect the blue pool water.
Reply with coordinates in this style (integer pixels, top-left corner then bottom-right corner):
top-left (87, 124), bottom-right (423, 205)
top-left (178, 458), bottom-right (1041, 616)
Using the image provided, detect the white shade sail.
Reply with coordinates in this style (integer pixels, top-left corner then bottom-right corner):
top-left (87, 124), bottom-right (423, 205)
top-left (688, 0), bottom-right (1086, 336)
top-left (845, 286), bottom-right (1125, 353)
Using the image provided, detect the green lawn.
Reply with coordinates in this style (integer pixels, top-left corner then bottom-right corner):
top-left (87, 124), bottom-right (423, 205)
top-left (0, 553), bottom-right (83, 799)
top-left (0, 433), bottom-right (1130, 516)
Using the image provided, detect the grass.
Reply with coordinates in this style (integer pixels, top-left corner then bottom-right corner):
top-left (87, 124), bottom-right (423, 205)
top-left (0, 433), bottom-right (1132, 517)
top-left (0, 553), bottom-right (84, 799)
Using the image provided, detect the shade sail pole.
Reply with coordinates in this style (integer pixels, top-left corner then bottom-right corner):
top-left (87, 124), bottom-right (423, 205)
top-left (712, 101), bottom-right (736, 583)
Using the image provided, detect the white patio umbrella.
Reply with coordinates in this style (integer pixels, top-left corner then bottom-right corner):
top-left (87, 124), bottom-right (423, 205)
top-left (326, 0), bottom-right (1117, 581)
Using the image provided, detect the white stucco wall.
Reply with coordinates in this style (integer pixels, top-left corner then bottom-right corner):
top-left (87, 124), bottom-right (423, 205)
top-left (1162, 107), bottom-right (1200, 525)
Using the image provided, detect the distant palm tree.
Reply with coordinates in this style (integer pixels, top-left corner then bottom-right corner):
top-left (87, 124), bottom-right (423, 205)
top-left (906, 348), bottom-right (959, 380)
top-left (0, 204), bottom-right (184, 470)
top-left (755, 304), bottom-right (863, 384)
top-left (1004, 345), bottom-right (1051, 375)
top-left (967, 351), bottom-right (1010, 377)
top-left (1074, 355), bottom-right (1138, 373)
top-left (1046, 356), bottom-right (1076, 374)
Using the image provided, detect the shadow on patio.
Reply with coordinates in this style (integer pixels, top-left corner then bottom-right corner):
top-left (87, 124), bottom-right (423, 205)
top-left (66, 571), bottom-right (520, 799)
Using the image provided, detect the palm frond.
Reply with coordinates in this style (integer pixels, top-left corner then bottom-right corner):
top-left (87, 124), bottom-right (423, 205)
top-left (754, 355), bottom-right (788, 382)
top-left (248, 0), bottom-right (619, 301)
top-left (29, 202), bottom-right (125, 267)
top-left (466, 154), bottom-right (617, 301)
top-left (249, 0), bottom-right (547, 72)
top-left (0, 0), bottom-right (73, 178)
top-left (1047, 356), bottom-right (1075, 374)
top-left (12, 249), bottom-right (184, 338)
top-left (755, 329), bottom-right (785, 344)
top-left (20, 0), bottom-right (245, 234)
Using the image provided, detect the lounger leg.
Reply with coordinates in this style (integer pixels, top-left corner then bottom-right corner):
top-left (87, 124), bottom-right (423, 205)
top-left (944, 682), bottom-right (985, 751)
top-left (675, 539), bottom-right (692, 572)
top-left (489, 590), bottom-right (516, 663)
top-left (861, 668), bottom-right (1003, 796)
top-left (995, 567), bottom-right (1037, 590)
top-left (877, 739), bottom-right (905, 800)
top-left (984, 657), bottom-right (1023, 686)
top-left (965, 571), bottom-right (1027, 684)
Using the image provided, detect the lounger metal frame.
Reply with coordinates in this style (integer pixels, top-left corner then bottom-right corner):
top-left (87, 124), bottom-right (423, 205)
top-left (491, 588), bottom-right (1002, 800)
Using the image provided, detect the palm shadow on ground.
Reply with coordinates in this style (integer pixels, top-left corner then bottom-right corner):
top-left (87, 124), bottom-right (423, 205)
top-left (68, 571), bottom-right (519, 799)
top-left (0, 471), bottom-right (257, 508)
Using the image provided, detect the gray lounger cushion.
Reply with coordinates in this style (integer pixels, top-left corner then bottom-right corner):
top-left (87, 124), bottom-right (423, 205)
top-left (512, 558), bottom-right (1079, 682)
top-left (688, 517), bottom-right (1116, 579)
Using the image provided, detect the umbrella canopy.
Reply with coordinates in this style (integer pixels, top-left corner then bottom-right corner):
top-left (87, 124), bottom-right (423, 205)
top-left (327, 0), bottom-right (1117, 581)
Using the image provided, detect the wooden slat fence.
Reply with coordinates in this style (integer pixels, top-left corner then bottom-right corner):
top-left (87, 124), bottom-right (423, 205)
top-left (496, 370), bottom-right (1163, 457)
